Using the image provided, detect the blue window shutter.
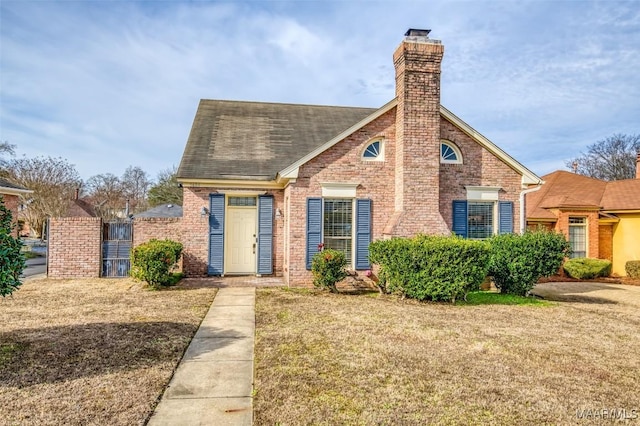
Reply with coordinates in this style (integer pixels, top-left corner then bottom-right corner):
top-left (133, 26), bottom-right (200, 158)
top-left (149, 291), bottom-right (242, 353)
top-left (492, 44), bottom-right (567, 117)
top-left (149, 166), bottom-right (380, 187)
top-left (499, 201), bottom-right (514, 234)
top-left (257, 195), bottom-right (273, 274)
top-left (306, 198), bottom-right (322, 270)
top-left (355, 199), bottom-right (372, 270)
top-left (208, 194), bottom-right (225, 275)
top-left (452, 200), bottom-right (468, 237)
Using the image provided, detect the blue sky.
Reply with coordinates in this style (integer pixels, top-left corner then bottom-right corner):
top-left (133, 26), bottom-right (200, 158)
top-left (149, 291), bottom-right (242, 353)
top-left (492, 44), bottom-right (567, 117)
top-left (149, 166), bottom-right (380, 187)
top-left (1, 0), bottom-right (639, 181)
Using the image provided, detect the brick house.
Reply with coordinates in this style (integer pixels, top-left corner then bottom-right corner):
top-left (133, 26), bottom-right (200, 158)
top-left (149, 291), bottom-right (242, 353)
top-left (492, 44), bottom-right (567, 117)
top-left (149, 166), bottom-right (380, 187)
top-left (526, 156), bottom-right (640, 276)
top-left (177, 29), bottom-right (542, 286)
top-left (0, 178), bottom-right (32, 237)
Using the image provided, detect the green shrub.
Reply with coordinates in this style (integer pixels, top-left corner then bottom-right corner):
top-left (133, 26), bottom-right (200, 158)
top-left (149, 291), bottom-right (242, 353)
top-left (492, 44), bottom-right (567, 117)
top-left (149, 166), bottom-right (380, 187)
top-left (488, 231), bottom-right (570, 296)
top-left (626, 261), bottom-right (640, 279)
top-left (311, 248), bottom-right (347, 293)
top-left (369, 235), bottom-right (490, 302)
top-left (367, 237), bottom-right (413, 295)
top-left (130, 239), bottom-right (183, 289)
top-left (563, 258), bottom-right (612, 279)
top-left (0, 196), bottom-right (25, 297)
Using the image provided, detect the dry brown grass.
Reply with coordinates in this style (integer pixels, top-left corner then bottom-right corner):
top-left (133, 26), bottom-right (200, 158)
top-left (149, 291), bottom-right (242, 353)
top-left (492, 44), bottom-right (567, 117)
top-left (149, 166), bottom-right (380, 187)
top-left (254, 288), bottom-right (640, 425)
top-left (0, 277), bottom-right (217, 425)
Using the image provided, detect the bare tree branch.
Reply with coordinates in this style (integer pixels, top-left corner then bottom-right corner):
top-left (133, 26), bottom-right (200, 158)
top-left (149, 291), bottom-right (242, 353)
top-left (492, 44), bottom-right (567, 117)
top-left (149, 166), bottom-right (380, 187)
top-left (566, 133), bottom-right (640, 181)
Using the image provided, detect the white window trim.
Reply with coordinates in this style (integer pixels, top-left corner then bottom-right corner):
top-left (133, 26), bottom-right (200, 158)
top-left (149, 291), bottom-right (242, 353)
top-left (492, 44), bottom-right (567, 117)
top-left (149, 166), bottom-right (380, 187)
top-left (568, 216), bottom-right (588, 258)
top-left (441, 140), bottom-right (463, 164)
top-left (465, 187), bottom-right (502, 238)
top-left (362, 139), bottom-right (385, 162)
top-left (465, 186), bottom-right (501, 201)
top-left (320, 182), bottom-right (359, 198)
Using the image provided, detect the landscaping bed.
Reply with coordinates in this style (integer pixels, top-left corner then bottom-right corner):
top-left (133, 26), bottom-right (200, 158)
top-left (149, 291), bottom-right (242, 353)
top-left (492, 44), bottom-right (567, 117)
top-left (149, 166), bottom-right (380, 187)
top-left (0, 277), bottom-right (217, 425)
top-left (254, 288), bottom-right (640, 425)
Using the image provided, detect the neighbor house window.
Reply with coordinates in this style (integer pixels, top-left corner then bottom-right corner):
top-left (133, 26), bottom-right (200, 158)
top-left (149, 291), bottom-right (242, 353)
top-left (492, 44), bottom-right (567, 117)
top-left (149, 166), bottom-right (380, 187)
top-left (468, 202), bottom-right (494, 239)
top-left (440, 141), bottom-right (463, 164)
top-left (323, 199), bottom-right (353, 264)
top-left (568, 217), bottom-right (587, 258)
top-left (362, 140), bottom-right (384, 161)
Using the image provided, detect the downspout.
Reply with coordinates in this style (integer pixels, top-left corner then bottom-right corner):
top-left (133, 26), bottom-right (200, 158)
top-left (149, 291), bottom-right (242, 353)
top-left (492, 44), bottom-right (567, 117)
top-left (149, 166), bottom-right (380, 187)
top-left (519, 183), bottom-right (543, 234)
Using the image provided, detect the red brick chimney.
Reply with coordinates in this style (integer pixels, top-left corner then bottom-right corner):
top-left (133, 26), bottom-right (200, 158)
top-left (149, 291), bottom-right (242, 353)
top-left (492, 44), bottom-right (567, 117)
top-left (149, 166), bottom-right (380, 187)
top-left (387, 29), bottom-right (449, 236)
top-left (636, 152), bottom-right (640, 179)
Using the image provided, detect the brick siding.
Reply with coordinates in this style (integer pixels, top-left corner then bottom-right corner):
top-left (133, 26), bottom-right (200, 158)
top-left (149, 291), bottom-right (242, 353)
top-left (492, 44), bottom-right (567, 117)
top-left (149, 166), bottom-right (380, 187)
top-left (1, 194), bottom-right (20, 237)
top-left (598, 224), bottom-right (613, 262)
top-left (552, 209), bottom-right (600, 258)
top-left (439, 119), bottom-right (522, 232)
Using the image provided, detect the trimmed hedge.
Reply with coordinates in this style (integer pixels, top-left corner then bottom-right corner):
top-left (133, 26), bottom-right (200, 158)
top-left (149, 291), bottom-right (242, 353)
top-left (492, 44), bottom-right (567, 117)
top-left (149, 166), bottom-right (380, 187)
top-left (626, 261), bottom-right (640, 279)
top-left (488, 231), bottom-right (570, 296)
top-left (563, 258), bottom-right (612, 279)
top-left (130, 239), bottom-right (183, 289)
top-left (369, 235), bottom-right (490, 302)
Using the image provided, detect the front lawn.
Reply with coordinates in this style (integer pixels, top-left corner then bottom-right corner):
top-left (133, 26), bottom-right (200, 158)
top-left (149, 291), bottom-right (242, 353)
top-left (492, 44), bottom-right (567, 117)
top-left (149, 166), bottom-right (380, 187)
top-left (254, 288), bottom-right (640, 425)
top-left (0, 277), bottom-right (217, 425)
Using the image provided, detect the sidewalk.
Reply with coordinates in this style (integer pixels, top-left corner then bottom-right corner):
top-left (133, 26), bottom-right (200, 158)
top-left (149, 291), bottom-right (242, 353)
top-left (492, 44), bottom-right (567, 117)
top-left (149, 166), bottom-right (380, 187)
top-left (148, 287), bottom-right (256, 425)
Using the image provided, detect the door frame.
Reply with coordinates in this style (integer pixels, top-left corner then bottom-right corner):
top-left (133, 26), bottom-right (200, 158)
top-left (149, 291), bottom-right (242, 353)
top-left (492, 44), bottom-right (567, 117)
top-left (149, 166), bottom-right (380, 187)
top-left (223, 196), bottom-right (258, 274)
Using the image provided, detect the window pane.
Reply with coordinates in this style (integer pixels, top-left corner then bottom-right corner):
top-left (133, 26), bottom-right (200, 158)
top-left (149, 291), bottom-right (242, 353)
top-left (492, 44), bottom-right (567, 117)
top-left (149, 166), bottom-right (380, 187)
top-left (228, 197), bottom-right (256, 206)
top-left (323, 199), bottom-right (352, 264)
top-left (569, 218), bottom-right (586, 258)
top-left (468, 202), bottom-right (493, 239)
top-left (441, 143), bottom-right (458, 162)
top-left (364, 141), bottom-right (380, 158)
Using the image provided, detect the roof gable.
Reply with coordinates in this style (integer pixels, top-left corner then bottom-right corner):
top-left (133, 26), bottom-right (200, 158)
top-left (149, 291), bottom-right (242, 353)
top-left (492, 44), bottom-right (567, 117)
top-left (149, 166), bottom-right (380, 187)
top-left (178, 98), bottom-right (541, 187)
top-left (65, 199), bottom-right (97, 217)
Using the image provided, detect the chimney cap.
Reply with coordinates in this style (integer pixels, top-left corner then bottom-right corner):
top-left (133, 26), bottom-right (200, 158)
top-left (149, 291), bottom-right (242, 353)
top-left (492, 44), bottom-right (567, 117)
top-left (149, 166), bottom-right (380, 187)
top-left (405, 28), bottom-right (431, 37)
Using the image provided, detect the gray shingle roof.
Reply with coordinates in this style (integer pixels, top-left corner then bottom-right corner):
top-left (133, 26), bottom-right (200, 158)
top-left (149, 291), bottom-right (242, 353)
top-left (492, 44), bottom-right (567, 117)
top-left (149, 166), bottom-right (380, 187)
top-left (0, 178), bottom-right (29, 191)
top-left (134, 204), bottom-right (183, 218)
top-left (177, 100), bottom-right (377, 180)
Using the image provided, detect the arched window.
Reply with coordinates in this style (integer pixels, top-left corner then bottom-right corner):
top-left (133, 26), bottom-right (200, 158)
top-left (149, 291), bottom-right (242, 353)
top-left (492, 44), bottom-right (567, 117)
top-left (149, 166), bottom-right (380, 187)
top-left (440, 141), bottom-right (463, 164)
top-left (362, 139), bottom-right (384, 161)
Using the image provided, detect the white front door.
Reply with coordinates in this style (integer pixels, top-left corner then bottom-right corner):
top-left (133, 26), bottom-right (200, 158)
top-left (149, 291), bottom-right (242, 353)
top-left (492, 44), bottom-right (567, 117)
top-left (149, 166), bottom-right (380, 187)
top-left (225, 207), bottom-right (257, 274)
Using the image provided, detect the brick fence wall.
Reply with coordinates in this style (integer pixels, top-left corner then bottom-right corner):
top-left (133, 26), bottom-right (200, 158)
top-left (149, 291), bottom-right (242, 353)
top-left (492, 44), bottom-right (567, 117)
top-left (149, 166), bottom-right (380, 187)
top-left (48, 217), bottom-right (184, 278)
top-left (133, 217), bottom-right (184, 272)
top-left (48, 217), bottom-right (102, 278)
top-left (133, 218), bottom-right (182, 246)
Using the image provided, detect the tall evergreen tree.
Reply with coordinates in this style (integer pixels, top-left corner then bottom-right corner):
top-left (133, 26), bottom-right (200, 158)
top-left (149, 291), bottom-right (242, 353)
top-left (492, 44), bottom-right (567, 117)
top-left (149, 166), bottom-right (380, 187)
top-left (0, 196), bottom-right (25, 297)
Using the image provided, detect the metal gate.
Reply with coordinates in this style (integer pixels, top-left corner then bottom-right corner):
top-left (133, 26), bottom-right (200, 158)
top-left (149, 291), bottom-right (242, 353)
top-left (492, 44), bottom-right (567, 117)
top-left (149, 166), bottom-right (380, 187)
top-left (102, 221), bottom-right (133, 277)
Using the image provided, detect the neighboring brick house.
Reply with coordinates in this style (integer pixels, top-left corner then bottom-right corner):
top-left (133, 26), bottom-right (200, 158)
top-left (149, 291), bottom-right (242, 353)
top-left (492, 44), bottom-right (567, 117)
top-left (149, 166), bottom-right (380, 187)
top-left (65, 189), bottom-right (98, 218)
top-left (177, 29), bottom-right (542, 286)
top-left (0, 178), bottom-right (32, 236)
top-left (526, 156), bottom-right (640, 276)
top-left (18, 188), bottom-right (97, 237)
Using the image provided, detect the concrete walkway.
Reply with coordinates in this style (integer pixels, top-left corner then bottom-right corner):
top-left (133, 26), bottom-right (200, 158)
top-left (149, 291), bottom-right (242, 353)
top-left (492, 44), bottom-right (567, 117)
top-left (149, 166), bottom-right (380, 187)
top-left (148, 287), bottom-right (256, 426)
